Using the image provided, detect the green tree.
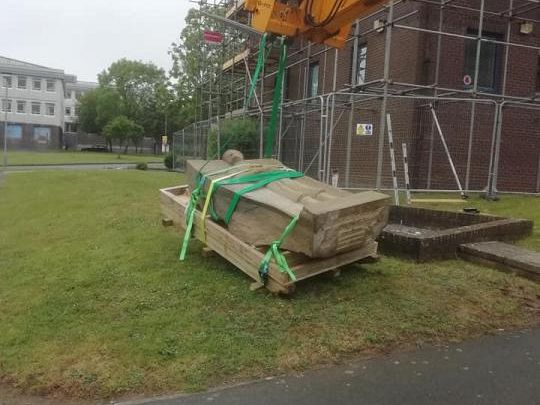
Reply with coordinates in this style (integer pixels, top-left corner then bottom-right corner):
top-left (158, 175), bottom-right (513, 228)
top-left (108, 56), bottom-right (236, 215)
top-left (78, 90), bottom-right (99, 134)
top-left (98, 59), bottom-right (169, 139)
top-left (78, 87), bottom-right (124, 151)
top-left (169, 6), bottom-right (243, 123)
top-left (103, 116), bottom-right (144, 153)
top-left (207, 118), bottom-right (258, 158)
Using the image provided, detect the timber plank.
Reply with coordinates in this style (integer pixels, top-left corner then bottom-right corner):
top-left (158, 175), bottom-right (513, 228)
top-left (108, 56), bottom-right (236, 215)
top-left (160, 186), bottom-right (380, 294)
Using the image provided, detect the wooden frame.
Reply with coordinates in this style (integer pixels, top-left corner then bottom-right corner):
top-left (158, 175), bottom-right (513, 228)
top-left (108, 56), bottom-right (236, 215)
top-left (160, 185), bottom-right (379, 295)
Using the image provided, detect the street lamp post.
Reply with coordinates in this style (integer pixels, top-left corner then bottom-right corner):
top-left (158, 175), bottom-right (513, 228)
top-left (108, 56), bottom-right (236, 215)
top-left (2, 74), bottom-right (8, 174)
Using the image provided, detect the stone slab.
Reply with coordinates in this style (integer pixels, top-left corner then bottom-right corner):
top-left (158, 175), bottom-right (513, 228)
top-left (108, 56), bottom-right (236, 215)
top-left (459, 241), bottom-right (540, 282)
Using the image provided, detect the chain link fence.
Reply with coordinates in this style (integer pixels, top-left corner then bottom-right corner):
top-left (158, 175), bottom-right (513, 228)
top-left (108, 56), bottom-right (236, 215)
top-left (173, 94), bottom-right (538, 194)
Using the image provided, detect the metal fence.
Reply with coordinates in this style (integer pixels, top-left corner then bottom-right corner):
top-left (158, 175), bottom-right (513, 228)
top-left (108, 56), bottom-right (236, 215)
top-left (173, 94), bottom-right (539, 195)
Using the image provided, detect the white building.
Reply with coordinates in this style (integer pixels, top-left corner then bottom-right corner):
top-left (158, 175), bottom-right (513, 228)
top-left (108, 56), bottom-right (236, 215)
top-left (64, 80), bottom-right (98, 134)
top-left (0, 56), bottom-right (97, 149)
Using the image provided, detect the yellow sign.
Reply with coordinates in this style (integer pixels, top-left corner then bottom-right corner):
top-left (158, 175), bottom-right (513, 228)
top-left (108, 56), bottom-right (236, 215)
top-left (162, 135), bottom-right (168, 145)
top-left (356, 123), bottom-right (373, 136)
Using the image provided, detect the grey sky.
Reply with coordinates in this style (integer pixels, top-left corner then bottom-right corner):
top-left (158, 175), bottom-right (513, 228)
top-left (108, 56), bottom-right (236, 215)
top-left (2, 0), bottom-right (191, 82)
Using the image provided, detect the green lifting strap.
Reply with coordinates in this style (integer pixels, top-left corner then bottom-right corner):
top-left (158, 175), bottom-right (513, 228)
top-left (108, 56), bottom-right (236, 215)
top-left (179, 175), bottom-right (206, 261)
top-left (264, 37), bottom-right (287, 158)
top-left (246, 33), bottom-right (268, 108)
top-left (217, 170), bottom-right (304, 224)
top-left (258, 214), bottom-right (300, 284)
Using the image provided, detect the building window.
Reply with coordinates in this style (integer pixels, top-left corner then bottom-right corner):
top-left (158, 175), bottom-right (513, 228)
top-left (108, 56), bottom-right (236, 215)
top-left (31, 102), bottom-right (41, 115)
top-left (7, 124), bottom-right (23, 140)
top-left (65, 122), bottom-right (78, 133)
top-left (73, 106), bottom-right (77, 116)
top-left (17, 100), bottom-right (26, 113)
top-left (46, 79), bottom-right (55, 92)
top-left (33, 127), bottom-right (51, 144)
top-left (66, 90), bottom-right (72, 99)
top-left (464, 29), bottom-right (503, 92)
top-left (536, 53), bottom-right (540, 93)
top-left (33, 78), bottom-right (42, 91)
top-left (18, 76), bottom-right (27, 89)
top-left (65, 106), bottom-right (71, 116)
top-left (45, 103), bottom-right (55, 116)
top-left (2, 76), bottom-right (12, 88)
top-left (1, 99), bottom-right (12, 112)
top-left (75, 91), bottom-right (83, 100)
top-left (353, 43), bottom-right (367, 86)
top-left (308, 62), bottom-right (319, 99)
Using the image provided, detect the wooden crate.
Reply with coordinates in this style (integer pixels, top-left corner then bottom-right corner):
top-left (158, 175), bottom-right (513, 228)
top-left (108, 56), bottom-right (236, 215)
top-left (160, 185), bottom-right (378, 294)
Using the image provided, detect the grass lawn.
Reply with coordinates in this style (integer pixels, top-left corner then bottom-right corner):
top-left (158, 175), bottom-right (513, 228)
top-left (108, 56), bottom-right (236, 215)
top-left (411, 193), bottom-right (540, 250)
top-left (0, 171), bottom-right (539, 399)
top-left (6, 150), bottom-right (162, 165)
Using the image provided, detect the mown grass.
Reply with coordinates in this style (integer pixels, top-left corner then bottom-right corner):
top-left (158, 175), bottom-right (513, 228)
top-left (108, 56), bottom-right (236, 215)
top-left (6, 151), bottom-right (162, 165)
top-left (411, 192), bottom-right (540, 250)
top-left (0, 171), bottom-right (539, 399)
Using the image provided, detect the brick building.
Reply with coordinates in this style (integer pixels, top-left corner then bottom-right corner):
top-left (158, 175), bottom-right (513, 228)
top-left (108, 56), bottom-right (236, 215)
top-left (184, 0), bottom-right (540, 193)
top-left (277, 0), bottom-right (540, 193)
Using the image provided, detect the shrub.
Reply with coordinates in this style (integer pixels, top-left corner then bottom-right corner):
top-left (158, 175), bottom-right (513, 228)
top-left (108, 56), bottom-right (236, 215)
top-left (164, 153), bottom-right (175, 170)
top-left (135, 162), bottom-right (148, 170)
top-left (207, 118), bottom-right (258, 159)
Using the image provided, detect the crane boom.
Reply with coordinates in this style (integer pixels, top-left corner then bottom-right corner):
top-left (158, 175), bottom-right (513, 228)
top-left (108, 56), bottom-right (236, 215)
top-left (244, 0), bottom-right (387, 48)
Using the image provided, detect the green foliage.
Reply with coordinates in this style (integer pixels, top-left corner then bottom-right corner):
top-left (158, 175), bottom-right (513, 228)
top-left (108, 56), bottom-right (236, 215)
top-left (207, 118), bottom-right (259, 158)
top-left (6, 151), bottom-right (161, 165)
top-left (104, 116), bottom-right (144, 152)
top-left (78, 90), bottom-right (99, 134)
top-left (78, 87), bottom-right (124, 149)
top-left (169, 6), bottom-right (245, 123)
top-left (164, 152), bottom-right (174, 170)
top-left (1, 171), bottom-right (539, 397)
top-left (135, 162), bottom-right (148, 171)
top-left (95, 87), bottom-right (124, 131)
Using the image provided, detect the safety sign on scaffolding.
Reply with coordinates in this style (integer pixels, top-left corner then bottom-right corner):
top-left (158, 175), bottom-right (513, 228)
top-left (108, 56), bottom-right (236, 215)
top-left (356, 123), bottom-right (373, 136)
top-left (203, 30), bottom-right (224, 45)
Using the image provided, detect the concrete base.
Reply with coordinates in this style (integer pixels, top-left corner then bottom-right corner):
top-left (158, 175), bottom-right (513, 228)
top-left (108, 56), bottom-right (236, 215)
top-left (459, 241), bottom-right (540, 282)
top-left (379, 206), bottom-right (533, 262)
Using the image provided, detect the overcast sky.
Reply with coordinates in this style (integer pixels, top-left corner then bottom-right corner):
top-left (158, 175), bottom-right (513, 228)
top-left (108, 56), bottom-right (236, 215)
top-left (1, 0), bottom-right (192, 82)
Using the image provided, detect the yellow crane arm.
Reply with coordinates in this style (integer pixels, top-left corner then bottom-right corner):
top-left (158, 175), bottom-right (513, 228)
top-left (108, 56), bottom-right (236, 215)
top-left (244, 0), bottom-right (386, 48)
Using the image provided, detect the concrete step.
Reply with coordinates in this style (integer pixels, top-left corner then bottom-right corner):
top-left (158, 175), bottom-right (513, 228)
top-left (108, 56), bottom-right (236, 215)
top-left (459, 241), bottom-right (540, 282)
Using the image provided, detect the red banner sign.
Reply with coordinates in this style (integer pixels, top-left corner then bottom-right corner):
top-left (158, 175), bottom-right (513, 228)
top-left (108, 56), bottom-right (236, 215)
top-left (203, 31), bottom-right (224, 45)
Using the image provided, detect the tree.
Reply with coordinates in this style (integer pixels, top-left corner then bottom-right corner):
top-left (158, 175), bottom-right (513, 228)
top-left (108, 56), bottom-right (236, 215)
top-left (78, 90), bottom-right (99, 134)
top-left (169, 5), bottom-right (243, 123)
top-left (78, 87), bottom-right (124, 151)
top-left (207, 118), bottom-right (259, 158)
top-left (103, 116), bottom-right (144, 153)
top-left (98, 59), bottom-right (169, 140)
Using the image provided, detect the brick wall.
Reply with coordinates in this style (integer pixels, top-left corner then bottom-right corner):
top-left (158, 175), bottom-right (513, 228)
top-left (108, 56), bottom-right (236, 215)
top-left (272, 0), bottom-right (540, 192)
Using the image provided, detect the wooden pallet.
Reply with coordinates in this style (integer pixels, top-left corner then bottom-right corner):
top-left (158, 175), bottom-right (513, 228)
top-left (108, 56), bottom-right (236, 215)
top-left (160, 185), bottom-right (379, 294)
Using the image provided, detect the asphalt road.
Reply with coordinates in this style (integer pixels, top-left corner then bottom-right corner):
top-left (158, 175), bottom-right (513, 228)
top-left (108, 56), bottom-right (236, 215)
top-left (118, 328), bottom-right (540, 405)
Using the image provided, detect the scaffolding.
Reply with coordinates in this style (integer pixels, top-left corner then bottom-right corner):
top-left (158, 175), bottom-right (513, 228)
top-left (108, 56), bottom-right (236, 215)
top-left (175, 0), bottom-right (540, 195)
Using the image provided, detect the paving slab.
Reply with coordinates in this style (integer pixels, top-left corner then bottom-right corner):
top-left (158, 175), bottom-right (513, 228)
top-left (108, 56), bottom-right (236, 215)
top-left (459, 241), bottom-right (540, 281)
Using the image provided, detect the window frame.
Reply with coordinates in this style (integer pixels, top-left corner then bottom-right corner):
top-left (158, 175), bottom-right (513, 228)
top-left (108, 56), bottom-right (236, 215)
top-left (2, 76), bottom-right (12, 88)
top-left (31, 102), bottom-right (41, 115)
top-left (464, 29), bottom-right (503, 93)
top-left (32, 78), bottom-right (42, 91)
top-left (17, 76), bottom-right (27, 89)
top-left (352, 42), bottom-right (368, 86)
top-left (1, 99), bottom-right (12, 112)
top-left (308, 62), bottom-right (320, 99)
top-left (16, 100), bottom-right (26, 114)
top-left (45, 103), bottom-right (55, 116)
top-left (46, 79), bottom-right (56, 92)
top-left (535, 51), bottom-right (540, 94)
